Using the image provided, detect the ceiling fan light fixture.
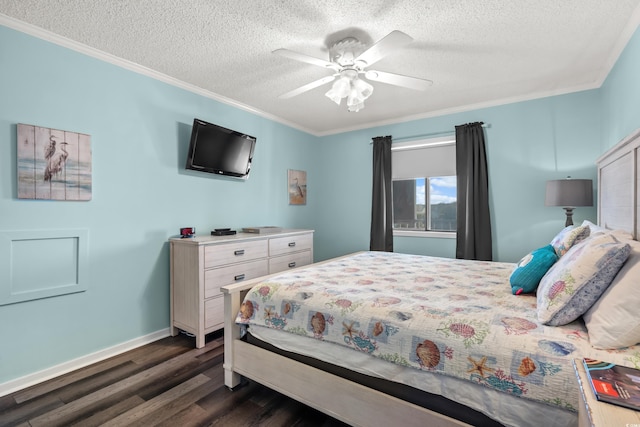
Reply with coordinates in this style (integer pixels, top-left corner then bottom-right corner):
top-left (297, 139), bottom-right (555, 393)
top-left (275, 30), bottom-right (432, 112)
top-left (325, 76), bottom-right (351, 105)
top-left (325, 91), bottom-right (342, 105)
top-left (347, 87), bottom-right (366, 112)
top-left (347, 100), bottom-right (364, 112)
top-left (325, 73), bottom-right (374, 112)
top-left (352, 77), bottom-right (374, 100)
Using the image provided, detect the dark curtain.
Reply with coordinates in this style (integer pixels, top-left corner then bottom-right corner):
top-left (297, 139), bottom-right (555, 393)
top-left (370, 135), bottom-right (393, 252)
top-left (455, 122), bottom-right (492, 260)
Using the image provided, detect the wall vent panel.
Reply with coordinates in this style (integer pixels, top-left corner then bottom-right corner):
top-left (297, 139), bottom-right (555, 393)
top-left (0, 229), bottom-right (88, 305)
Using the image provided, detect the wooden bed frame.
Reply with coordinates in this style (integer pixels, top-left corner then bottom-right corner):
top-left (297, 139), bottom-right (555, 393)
top-left (597, 127), bottom-right (640, 239)
top-left (221, 129), bottom-right (640, 427)
top-left (221, 253), bottom-right (471, 427)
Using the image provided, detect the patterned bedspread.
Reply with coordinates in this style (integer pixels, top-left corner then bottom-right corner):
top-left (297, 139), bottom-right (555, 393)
top-left (235, 251), bottom-right (640, 412)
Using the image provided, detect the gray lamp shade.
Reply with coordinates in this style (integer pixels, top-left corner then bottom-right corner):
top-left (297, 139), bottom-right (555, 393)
top-left (545, 179), bottom-right (593, 207)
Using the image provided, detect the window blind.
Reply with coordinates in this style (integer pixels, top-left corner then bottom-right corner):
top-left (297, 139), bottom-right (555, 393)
top-left (391, 140), bottom-right (456, 180)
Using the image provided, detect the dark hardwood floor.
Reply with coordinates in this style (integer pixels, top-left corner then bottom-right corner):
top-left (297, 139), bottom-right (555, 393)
top-left (0, 331), bottom-right (349, 427)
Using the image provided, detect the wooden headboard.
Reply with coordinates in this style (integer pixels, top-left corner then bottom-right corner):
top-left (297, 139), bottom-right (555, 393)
top-left (597, 128), bottom-right (640, 240)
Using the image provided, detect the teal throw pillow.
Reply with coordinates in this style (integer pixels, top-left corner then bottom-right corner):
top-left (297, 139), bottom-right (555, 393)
top-left (510, 245), bottom-right (558, 295)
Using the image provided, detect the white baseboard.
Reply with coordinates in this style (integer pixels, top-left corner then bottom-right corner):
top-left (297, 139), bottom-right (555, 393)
top-left (0, 328), bottom-right (171, 398)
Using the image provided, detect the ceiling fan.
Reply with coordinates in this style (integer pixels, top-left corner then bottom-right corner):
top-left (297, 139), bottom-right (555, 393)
top-left (273, 30), bottom-right (433, 112)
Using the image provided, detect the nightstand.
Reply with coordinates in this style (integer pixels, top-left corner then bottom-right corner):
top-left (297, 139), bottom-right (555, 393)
top-left (573, 359), bottom-right (640, 426)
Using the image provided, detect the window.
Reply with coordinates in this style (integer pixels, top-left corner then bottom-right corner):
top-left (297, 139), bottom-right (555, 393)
top-left (392, 177), bottom-right (456, 231)
top-left (391, 137), bottom-right (457, 235)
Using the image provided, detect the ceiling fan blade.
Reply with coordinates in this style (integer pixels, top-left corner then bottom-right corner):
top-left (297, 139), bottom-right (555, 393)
top-left (355, 30), bottom-right (413, 67)
top-left (365, 70), bottom-right (433, 91)
top-left (279, 75), bottom-right (336, 99)
top-left (273, 48), bottom-right (339, 70)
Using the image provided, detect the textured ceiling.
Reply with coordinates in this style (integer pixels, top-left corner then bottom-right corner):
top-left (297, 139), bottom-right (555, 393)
top-left (1, 1), bottom-right (640, 135)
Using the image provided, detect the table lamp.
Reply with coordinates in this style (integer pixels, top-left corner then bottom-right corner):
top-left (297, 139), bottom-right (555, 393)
top-left (545, 177), bottom-right (593, 226)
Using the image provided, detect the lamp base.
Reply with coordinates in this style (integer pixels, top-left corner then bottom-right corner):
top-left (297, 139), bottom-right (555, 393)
top-left (563, 208), bottom-right (575, 227)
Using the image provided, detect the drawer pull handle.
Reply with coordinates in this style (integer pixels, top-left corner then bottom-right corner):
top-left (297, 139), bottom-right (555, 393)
top-left (234, 274), bottom-right (245, 281)
top-left (234, 249), bottom-right (245, 256)
top-left (288, 242), bottom-right (296, 247)
top-left (288, 262), bottom-right (296, 268)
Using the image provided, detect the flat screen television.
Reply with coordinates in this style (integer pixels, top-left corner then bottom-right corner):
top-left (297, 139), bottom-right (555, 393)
top-left (185, 118), bottom-right (256, 179)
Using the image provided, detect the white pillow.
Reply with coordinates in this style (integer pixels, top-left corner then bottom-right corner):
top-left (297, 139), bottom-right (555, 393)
top-left (581, 220), bottom-right (634, 241)
top-left (583, 238), bottom-right (640, 349)
top-left (537, 232), bottom-right (631, 326)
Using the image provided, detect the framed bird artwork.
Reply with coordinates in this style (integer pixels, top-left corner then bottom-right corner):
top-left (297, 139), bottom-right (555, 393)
top-left (288, 169), bottom-right (307, 205)
top-left (17, 123), bottom-right (92, 201)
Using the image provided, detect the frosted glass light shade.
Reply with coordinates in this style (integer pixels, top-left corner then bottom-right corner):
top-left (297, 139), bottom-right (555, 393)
top-left (325, 74), bottom-right (373, 112)
top-left (325, 76), bottom-right (351, 105)
top-left (352, 78), bottom-right (374, 100)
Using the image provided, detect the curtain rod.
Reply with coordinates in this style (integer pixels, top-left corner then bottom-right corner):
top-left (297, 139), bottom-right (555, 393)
top-left (371, 123), bottom-right (490, 144)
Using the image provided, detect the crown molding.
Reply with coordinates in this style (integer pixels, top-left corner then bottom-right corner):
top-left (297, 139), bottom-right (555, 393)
top-left (0, 14), bottom-right (319, 136)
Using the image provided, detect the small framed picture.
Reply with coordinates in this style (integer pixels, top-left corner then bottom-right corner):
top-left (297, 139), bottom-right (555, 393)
top-left (288, 169), bottom-right (307, 205)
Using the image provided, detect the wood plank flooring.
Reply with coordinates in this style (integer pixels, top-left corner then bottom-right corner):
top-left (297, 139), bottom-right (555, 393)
top-left (0, 331), bottom-right (349, 427)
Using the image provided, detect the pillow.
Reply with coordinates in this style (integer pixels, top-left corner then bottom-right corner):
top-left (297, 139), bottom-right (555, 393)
top-left (537, 232), bottom-right (631, 326)
top-left (583, 238), bottom-right (640, 349)
top-left (510, 245), bottom-right (558, 295)
top-left (550, 225), bottom-right (590, 257)
top-left (581, 220), bottom-right (634, 241)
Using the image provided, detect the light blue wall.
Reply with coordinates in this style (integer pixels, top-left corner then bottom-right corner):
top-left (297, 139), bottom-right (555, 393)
top-left (1, 22), bottom-right (639, 387)
top-left (601, 26), bottom-right (640, 148)
top-left (311, 90), bottom-right (602, 262)
top-left (0, 25), bottom-right (318, 384)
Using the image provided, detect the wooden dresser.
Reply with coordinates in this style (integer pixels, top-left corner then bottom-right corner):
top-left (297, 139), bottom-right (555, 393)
top-left (169, 229), bottom-right (313, 348)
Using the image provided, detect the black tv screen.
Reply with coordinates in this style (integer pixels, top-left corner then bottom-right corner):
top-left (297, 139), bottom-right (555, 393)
top-left (185, 118), bottom-right (256, 179)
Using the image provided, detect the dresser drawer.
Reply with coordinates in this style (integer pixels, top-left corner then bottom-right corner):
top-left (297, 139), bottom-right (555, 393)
top-left (269, 233), bottom-right (313, 257)
top-left (269, 250), bottom-right (312, 274)
top-left (205, 259), bottom-right (268, 298)
top-left (204, 296), bottom-right (224, 330)
top-left (204, 239), bottom-right (268, 268)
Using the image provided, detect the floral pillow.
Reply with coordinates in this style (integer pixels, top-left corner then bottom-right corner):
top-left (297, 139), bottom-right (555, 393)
top-left (509, 245), bottom-right (558, 295)
top-left (550, 225), bottom-right (590, 257)
top-left (537, 232), bottom-right (631, 326)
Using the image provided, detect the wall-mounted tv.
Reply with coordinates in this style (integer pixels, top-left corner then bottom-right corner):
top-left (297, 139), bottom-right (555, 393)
top-left (185, 118), bottom-right (256, 179)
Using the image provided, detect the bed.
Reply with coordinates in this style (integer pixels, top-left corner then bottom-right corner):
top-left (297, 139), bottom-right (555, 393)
top-left (221, 128), bottom-right (640, 427)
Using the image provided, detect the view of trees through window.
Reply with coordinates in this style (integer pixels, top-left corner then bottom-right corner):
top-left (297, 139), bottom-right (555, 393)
top-left (392, 176), bottom-right (457, 231)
